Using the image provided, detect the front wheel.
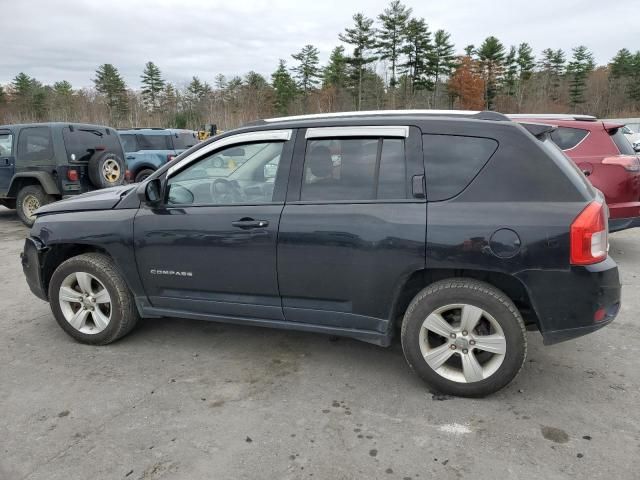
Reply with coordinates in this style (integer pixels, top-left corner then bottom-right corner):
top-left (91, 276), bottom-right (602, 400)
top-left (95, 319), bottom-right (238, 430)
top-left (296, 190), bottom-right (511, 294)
top-left (134, 168), bottom-right (155, 183)
top-left (48, 253), bottom-right (139, 345)
top-left (401, 279), bottom-right (527, 397)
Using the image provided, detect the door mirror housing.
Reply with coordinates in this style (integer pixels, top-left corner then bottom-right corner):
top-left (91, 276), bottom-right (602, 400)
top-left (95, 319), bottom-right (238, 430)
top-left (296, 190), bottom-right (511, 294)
top-left (137, 178), bottom-right (163, 206)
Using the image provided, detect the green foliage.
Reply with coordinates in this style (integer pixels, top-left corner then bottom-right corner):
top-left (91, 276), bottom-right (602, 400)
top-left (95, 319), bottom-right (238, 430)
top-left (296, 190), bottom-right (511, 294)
top-left (503, 46), bottom-right (518, 96)
top-left (478, 36), bottom-right (506, 109)
top-left (323, 46), bottom-right (348, 88)
top-left (339, 13), bottom-right (377, 110)
top-left (401, 17), bottom-right (433, 93)
top-left (53, 80), bottom-right (73, 96)
top-left (566, 45), bottom-right (595, 107)
top-left (140, 61), bottom-right (165, 112)
top-left (430, 29), bottom-right (456, 107)
top-left (291, 45), bottom-right (321, 93)
top-left (376, 0), bottom-right (412, 87)
top-left (516, 43), bottom-right (535, 80)
top-left (93, 64), bottom-right (128, 119)
top-left (271, 59), bottom-right (297, 115)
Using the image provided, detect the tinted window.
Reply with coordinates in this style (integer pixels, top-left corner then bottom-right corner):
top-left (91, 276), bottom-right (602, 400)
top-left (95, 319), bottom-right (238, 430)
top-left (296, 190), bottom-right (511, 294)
top-left (138, 134), bottom-right (171, 150)
top-left (549, 127), bottom-right (589, 150)
top-left (424, 134), bottom-right (498, 201)
top-left (300, 138), bottom-right (407, 201)
top-left (17, 127), bottom-right (53, 164)
top-left (173, 132), bottom-right (198, 150)
top-left (120, 134), bottom-right (138, 153)
top-left (62, 127), bottom-right (122, 162)
top-left (610, 129), bottom-right (635, 155)
top-left (167, 142), bottom-right (284, 205)
top-left (0, 133), bottom-right (12, 156)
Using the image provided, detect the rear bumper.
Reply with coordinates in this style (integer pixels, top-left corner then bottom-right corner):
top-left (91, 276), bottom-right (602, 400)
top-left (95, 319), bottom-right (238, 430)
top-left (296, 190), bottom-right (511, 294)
top-left (609, 216), bottom-right (640, 232)
top-left (516, 257), bottom-right (621, 345)
top-left (20, 236), bottom-right (48, 301)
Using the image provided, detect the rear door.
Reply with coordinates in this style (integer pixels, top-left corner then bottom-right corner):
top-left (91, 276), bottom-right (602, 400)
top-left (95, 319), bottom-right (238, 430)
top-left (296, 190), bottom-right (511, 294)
top-left (277, 126), bottom-right (426, 336)
top-left (0, 129), bottom-right (15, 193)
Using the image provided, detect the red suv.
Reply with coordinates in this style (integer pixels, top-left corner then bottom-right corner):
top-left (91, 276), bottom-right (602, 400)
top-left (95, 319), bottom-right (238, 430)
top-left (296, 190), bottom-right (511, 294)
top-left (511, 115), bottom-right (640, 232)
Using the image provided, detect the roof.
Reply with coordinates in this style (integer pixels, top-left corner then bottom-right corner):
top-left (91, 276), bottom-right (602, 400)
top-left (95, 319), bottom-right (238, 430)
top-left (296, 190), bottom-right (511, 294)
top-left (117, 128), bottom-right (196, 135)
top-left (0, 122), bottom-right (116, 131)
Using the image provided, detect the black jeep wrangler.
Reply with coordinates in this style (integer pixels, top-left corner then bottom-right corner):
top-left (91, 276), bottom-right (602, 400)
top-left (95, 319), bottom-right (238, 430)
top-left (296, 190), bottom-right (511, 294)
top-left (0, 122), bottom-right (126, 226)
top-left (20, 111), bottom-right (621, 396)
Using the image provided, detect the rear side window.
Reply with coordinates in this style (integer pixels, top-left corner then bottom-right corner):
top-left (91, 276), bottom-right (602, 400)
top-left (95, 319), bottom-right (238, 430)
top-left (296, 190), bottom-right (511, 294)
top-left (549, 127), bottom-right (589, 150)
top-left (62, 127), bottom-right (122, 162)
top-left (173, 132), bottom-right (198, 150)
top-left (17, 127), bottom-right (53, 164)
top-left (138, 134), bottom-right (171, 150)
top-left (300, 137), bottom-right (407, 201)
top-left (120, 134), bottom-right (138, 153)
top-left (610, 129), bottom-right (635, 155)
top-left (424, 134), bottom-right (498, 201)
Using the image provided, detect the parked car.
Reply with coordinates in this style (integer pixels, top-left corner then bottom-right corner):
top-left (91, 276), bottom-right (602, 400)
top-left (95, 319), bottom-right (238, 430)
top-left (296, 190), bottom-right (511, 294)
top-left (0, 122), bottom-right (125, 226)
top-left (21, 110), bottom-right (621, 397)
top-left (605, 118), bottom-right (640, 146)
top-left (510, 114), bottom-right (640, 232)
top-left (118, 128), bottom-right (199, 182)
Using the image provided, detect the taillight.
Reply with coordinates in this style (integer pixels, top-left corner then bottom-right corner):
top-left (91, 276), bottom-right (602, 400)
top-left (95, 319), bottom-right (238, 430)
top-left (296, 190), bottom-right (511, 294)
top-left (67, 169), bottom-right (79, 182)
top-left (125, 170), bottom-right (132, 181)
top-left (570, 201), bottom-right (608, 265)
top-left (602, 156), bottom-right (640, 172)
top-left (167, 154), bottom-right (175, 163)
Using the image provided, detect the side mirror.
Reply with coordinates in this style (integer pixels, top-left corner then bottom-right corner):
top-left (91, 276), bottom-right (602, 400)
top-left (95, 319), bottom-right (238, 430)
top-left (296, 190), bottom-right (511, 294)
top-left (137, 178), bottom-right (162, 206)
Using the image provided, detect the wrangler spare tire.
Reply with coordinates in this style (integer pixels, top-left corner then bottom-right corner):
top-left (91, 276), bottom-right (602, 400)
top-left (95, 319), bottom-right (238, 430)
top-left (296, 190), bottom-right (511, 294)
top-left (88, 152), bottom-right (125, 189)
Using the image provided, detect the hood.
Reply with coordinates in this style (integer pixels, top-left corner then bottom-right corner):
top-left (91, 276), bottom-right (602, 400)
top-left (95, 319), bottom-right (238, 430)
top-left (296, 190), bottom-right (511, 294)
top-left (35, 185), bottom-right (135, 216)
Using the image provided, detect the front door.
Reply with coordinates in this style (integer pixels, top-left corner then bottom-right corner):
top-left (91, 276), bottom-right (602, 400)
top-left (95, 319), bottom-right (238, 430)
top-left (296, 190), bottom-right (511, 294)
top-left (0, 130), bottom-right (15, 193)
top-left (134, 130), bottom-right (295, 321)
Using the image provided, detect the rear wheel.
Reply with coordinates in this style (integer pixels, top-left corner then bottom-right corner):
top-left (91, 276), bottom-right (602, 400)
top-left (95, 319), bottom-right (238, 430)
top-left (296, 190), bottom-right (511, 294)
top-left (48, 253), bottom-right (139, 345)
top-left (16, 185), bottom-right (54, 227)
top-left (134, 168), bottom-right (155, 183)
top-left (401, 279), bottom-right (527, 397)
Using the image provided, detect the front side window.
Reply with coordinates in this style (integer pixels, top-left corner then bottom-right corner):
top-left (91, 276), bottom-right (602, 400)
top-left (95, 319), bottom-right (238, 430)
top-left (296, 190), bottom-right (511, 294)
top-left (300, 137), bottom-right (407, 201)
top-left (138, 134), bottom-right (171, 150)
top-left (167, 141), bottom-right (284, 205)
top-left (549, 127), bottom-right (589, 150)
top-left (0, 133), bottom-right (13, 156)
top-left (18, 127), bottom-right (53, 164)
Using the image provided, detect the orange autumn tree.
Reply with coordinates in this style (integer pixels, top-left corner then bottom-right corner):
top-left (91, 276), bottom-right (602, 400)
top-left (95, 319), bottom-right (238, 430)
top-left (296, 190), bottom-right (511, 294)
top-left (448, 56), bottom-right (485, 110)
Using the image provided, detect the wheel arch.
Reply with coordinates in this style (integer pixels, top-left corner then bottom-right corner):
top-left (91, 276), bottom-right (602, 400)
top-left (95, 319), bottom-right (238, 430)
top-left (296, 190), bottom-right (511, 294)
top-left (41, 243), bottom-right (110, 297)
top-left (9, 172), bottom-right (61, 197)
top-left (390, 268), bottom-right (540, 332)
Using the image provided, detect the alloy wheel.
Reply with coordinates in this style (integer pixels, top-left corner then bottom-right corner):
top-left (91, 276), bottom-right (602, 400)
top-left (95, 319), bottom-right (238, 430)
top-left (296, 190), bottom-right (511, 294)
top-left (58, 272), bottom-right (112, 334)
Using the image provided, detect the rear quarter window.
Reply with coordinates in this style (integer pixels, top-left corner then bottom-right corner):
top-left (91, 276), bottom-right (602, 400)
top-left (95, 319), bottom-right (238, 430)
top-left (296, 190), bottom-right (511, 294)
top-left (423, 134), bottom-right (498, 201)
top-left (610, 129), bottom-right (635, 155)
top-left (549, 127), bottom-right (589, 150)
top-left (17, 127), bottom-right (53, 164)
top-left (173, 132), bottom-right (198, 150)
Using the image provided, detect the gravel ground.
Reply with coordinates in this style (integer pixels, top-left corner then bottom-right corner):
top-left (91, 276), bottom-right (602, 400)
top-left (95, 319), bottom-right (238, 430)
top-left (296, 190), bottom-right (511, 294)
top-left (0, 206), bottom-right (638, 480)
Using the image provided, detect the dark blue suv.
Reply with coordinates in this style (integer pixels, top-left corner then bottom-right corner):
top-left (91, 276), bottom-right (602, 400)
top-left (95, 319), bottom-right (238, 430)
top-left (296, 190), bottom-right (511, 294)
top-left (118, 128), bottom-right (198, 182)
top-left (21, 111), bottom-right (621, 397)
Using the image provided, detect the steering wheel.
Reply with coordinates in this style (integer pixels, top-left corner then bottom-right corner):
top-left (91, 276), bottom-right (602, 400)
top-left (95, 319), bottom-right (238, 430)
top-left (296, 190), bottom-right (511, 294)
top-left (209, 178), bottom-right (244, 204)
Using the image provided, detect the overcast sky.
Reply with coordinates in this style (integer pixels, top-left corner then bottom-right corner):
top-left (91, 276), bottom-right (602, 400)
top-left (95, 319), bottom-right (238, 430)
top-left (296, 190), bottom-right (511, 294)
top-left (1, 0), bottom-right (635, 89)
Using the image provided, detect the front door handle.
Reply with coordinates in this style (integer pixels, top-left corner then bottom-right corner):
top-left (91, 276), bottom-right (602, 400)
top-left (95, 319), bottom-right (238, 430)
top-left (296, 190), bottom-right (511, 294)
top-left (232, 218), bottom-right (269, 229)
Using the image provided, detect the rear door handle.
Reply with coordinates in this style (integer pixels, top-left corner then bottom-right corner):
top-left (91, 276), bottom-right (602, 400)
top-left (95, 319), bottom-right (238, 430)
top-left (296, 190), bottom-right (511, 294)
top-left (232, 218), bottom-right (269, 229)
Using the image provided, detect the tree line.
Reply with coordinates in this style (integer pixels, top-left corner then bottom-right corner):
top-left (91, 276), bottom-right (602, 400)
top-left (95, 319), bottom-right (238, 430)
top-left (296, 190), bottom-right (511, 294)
top-left (1, 0), bottom-right (639, 130)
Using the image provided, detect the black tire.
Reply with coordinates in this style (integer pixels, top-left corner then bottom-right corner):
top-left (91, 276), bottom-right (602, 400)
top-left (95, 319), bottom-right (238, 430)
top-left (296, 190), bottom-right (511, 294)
top-left (48, 253), bottom-right (139, 345)
top-left (134, 168), bottom-right (155, 183)
top-left (401, 278), bottom-right (527, 397)
top-left (16, 185), bottom-right (55, 227)
top-left (88, 152), bottom-right (125, 189)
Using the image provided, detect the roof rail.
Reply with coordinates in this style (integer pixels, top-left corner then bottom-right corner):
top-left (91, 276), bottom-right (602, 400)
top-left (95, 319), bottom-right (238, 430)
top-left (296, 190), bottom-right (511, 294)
top-left (507, 114), bottom-right (597, 122)
top-left (262, 109), bottom-right (484, 123)
top-left (117, 127), bottom-right (167, 130)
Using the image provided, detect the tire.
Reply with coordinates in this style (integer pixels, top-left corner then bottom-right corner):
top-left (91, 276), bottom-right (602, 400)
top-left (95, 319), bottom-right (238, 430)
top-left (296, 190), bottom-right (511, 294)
top-left (134, 168), bottom-right (155, 183)
top-left (401, 279), bottom-right (527, 397)
top-left (48, 253), bottom-right (139, 345)
top-left (88, 152), bottom-right (125, 189)
top-left (16, 185), bottom-right (55, 227)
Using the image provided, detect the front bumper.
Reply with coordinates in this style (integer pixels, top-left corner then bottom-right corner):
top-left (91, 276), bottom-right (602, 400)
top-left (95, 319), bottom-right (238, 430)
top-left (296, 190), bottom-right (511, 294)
top-left (516, 256), bottom-right (621, 345)
top-left (20, 237), bottom-right (48, 301)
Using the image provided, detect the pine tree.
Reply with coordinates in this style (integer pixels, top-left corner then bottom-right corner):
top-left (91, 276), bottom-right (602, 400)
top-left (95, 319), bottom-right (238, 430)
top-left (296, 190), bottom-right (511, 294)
top-left (12, 72), bottom-right (34, 99)
top-left (629, 51), bottom-right (640, 102)
top-left (566, 45), bottom-right (595, 108)
top-left (339, 13), bottom-right (377, 110)
top-left (271, 59), bottom-right (297, 115)
top-left (323, 46), bottom-right (348, 88)
top-left (503, 46), bottom-right (518, 96)
top-left (550, 49), bottom-right (566, 101)
top-left (93, 64), bottom-right (128, 119)
top-left (376, 0), bottom-right (412, 88)
top-left (140, 61), bottom-right (165, 112)
top-left (291, 45), bottom-right (321, 94)
top-left (53, 80), bottom-right (73, 96)
top-left (477, 36), bottom-right (506, 110)
top-left (400, 17), bottom-right (433, 94)
top-left (430, 29), bottom-right (456, 107)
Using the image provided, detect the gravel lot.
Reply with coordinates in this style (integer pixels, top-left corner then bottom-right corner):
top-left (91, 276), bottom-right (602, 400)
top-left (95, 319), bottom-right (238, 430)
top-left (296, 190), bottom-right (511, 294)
top-left (1, 206), bottom-right (638, 480)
